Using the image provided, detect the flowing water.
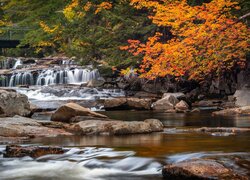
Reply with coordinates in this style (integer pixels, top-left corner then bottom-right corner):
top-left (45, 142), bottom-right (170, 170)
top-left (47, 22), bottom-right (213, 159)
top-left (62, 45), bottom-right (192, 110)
top-left (0, 111), bottom-right (249, 180)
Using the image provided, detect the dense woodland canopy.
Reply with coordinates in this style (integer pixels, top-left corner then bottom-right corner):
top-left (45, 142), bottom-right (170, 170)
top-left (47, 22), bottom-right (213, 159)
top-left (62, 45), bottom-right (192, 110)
top-left (0, 0), bottom-right (249, 81)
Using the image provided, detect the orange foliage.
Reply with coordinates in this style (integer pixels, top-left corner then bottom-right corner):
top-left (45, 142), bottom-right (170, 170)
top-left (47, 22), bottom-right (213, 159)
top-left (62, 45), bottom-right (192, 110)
top-left (124, 0), bottom-right (249, 80)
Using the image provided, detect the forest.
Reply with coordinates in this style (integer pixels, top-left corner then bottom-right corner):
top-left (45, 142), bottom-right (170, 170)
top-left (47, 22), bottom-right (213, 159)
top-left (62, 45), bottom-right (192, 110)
top-left (1, 0), bottom-right (249, 81)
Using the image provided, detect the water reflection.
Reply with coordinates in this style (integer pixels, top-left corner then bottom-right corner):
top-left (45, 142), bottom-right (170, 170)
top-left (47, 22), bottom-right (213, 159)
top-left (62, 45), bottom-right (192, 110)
top-left (30, 132), bottom-right (250, 157)
top-left (103, 111), bottom-right (250, 127)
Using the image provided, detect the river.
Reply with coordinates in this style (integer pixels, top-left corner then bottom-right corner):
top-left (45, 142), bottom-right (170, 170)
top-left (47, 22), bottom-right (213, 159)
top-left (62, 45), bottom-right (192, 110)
top-left (0, 110), bottom-right (249, 180)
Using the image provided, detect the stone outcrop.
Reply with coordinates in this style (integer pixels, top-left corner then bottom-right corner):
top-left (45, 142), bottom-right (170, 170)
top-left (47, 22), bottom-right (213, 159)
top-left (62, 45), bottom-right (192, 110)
top-left (51, 103), bottom-right (107, 123)
top-left (212, 106), bottom-right (250, 116)
top-left (69, 119), bottom-right (164, 135)
top-left (4, 145), bottom-right (64, 158)
top-left (162, 160), bottom-right (245, 180)
top-left (0, 89), bottom-right (31, 117)
top-left (104, 97), bottom-right (152, 110)
top-left (0, 115), bottom-right (72, 138)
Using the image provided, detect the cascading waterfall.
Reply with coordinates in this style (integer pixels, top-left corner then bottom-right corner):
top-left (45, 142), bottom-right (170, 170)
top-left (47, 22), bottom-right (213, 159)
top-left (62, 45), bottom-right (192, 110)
top-left (2, 68), bottom-right (100, 87)
top-left (12, 58), bottom-right (23, 69)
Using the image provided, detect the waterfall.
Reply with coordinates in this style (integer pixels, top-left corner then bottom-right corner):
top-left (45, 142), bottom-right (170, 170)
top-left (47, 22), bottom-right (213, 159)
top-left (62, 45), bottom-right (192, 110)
top-left (12, 58), bottom-right (23, 69)
top-left (3, 68), bottom-right (100, 87)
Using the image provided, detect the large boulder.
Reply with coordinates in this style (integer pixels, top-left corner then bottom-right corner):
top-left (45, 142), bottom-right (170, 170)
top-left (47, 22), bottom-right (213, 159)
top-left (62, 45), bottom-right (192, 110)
top-left (51, 103), bottom-right (107, 123)
top-left (162, 160), bottom-right (245, 179)
top-left (4, 145), bottom-right (64, 158)
top-left (69, 119), bottom-right (164, 135)
top-left (0, 116), bottom-right (72, 138)
top-left (151, 97), bottom-right (175, 110)
top-left (0, 89), bottom-right (31, 117)
top-left (104, 97), bottom-right (152, 110)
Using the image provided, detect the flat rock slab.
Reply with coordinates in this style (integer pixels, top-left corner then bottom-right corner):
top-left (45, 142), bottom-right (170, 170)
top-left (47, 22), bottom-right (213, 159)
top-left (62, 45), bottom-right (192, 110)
top-left (69, 119), bottom-right (164, 135)
top-left (4, 145), bottom-right (64, 158)
top-left (0, 115), bottom-right (72, 138)
top-left (162, 160), bottom-right (246, 180)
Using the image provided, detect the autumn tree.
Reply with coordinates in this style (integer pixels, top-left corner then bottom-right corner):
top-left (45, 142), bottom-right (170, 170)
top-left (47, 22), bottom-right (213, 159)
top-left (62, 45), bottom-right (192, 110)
top-left (122, 0), bottom-right (249, 81)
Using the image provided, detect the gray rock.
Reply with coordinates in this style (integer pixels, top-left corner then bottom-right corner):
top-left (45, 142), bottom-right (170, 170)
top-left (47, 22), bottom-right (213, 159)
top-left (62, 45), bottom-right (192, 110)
top-left (0, 89), bottom-right (31, 117)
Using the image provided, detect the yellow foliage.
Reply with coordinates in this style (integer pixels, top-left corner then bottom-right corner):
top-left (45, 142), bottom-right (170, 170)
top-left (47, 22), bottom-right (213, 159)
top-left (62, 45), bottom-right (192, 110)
top-left (39, 21), bottom-right (59, 34)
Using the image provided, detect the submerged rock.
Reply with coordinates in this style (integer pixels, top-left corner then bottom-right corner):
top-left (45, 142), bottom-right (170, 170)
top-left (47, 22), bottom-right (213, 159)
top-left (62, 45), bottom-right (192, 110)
top-left (4, 145), bottom-right (64, 158)
top-left (69, 119), bottom-right (164, 135)
top-left (196, 127), bottom-right (250, 133)
top-left (162, 160), bottom-right (245, 180)
top-left (0, 89), bottom-right (31, 117)
top-left (212, 106), bottom-right (250, 116)
top-left (51, 103), bottom-right (107, 123)
top-left (0, 115), bottom-right (72, 138)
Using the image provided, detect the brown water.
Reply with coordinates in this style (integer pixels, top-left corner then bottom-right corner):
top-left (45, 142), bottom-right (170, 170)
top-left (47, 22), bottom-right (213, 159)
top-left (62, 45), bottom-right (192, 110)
top-left (0, 111), bottom-right (250, 180)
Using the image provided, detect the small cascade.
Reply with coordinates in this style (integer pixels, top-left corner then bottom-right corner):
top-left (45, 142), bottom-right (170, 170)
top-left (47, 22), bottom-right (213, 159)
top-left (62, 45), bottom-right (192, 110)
top-left (12, 58), bottom-right (23, 69)
top-left (9, 72), bottom-right (35, 87)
